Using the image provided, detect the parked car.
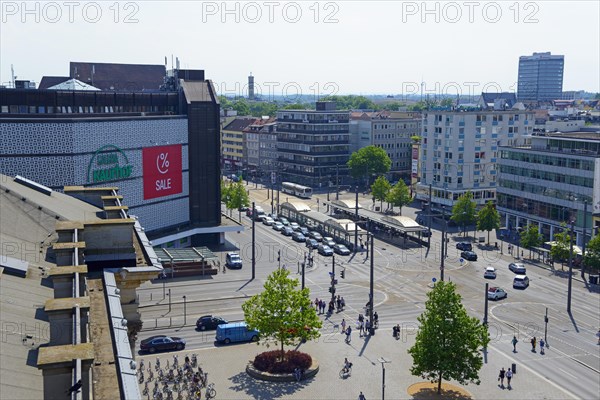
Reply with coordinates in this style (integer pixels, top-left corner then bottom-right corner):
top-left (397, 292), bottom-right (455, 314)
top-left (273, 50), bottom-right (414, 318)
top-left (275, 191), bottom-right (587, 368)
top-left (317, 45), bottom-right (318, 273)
top-left (456, 242), bottom-right (473, 251)
top-left (513, 275), bottom-right (529, 289)
top-left (281, 227), bottom-right (294, 236)
top-left (215, 322), bottom-right (259, 344)
top-left (323, 237), bottom-right (336, 247)
top-left (461, 250), bottom-right (478, 261)
top-left (292, 231), bottom-right (306, 242)
top-left (484, 266), bottom-right (497, 279)
top-left (306, 238), bottom-right (319, 249)
top-left (317, 244), bottom-right (333, 256)
top-left (299, 226), bottom-right (310, 236)
top-left (508, 262), bottom-right (527, 274)
top-left (333, 244), bottom-right (351, 255)
top-left (140, 335), bottom-right (186, 353)
top-left (262, 216), bottom-right (275, 226)
top-left (226, 252), bottom-right (243, 269)
top-left (272, 222), bottom-right (284, 231)
top-left (309, 231), bottom-right (323, 242)
top-left (487, 287), bottom-right (508, 300)
top-left (289, 222), bottom-right (301, 231)
top-left (196, 315), bottom-right (228, 331)
top-left (279, 217), bottom-right (290, 226)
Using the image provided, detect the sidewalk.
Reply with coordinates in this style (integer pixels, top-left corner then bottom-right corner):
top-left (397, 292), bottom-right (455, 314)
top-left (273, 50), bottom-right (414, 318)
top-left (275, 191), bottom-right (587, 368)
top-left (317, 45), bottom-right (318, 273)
top-left (137, 315), bottom-right (576, 399)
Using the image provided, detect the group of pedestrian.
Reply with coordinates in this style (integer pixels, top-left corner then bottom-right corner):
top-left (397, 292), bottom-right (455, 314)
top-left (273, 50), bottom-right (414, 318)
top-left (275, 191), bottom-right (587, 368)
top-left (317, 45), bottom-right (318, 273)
top-left (314, 296), bottom-right (345, 315)
top-left (530, 336), bottom-right (546, 354)
top-left (336, 295), bottom-right (345, 311)
top-left (314, 298), bottom-right (326, 314)
top-left (498, 366), bottom-right (514, 389)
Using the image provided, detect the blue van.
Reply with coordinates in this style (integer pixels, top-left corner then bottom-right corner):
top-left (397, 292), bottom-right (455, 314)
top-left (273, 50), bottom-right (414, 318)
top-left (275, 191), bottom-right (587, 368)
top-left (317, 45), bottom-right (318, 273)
top-left (215, 322), bottom-right (259, 344)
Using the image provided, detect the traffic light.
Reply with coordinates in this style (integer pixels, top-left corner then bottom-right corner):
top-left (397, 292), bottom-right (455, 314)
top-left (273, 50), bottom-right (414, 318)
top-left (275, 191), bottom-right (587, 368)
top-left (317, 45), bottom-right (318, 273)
top-left (329, 286), bottom-right (336, 294)
top-left (341, 270), bottom-right (345, 279)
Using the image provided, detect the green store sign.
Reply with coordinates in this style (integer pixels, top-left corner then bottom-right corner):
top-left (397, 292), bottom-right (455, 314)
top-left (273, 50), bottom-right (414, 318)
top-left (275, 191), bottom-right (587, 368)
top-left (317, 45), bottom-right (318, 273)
top-left (87, 145), bottom-right (133, 183)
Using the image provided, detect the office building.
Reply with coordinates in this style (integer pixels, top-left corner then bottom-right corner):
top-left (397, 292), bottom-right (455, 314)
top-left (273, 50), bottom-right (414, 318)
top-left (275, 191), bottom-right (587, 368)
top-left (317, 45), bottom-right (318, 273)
top-left (276, 102), bottom-right (350, 188)
top-left (518, 52), bottom-right (564, 102)
top-left (497, 131), bottom-right (600, 246)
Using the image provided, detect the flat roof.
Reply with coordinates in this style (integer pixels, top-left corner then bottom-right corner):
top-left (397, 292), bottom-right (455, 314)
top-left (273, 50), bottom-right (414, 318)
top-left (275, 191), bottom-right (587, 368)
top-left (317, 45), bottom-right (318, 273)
top-left (37, 343), bottom-right (94, 366)
top-left (155, 247), bottom-right (218, 262)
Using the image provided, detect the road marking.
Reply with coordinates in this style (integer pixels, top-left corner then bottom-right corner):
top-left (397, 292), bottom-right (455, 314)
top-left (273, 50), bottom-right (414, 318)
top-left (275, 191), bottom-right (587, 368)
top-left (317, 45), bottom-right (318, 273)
top-left (558, 367), bottom-right (578, 380)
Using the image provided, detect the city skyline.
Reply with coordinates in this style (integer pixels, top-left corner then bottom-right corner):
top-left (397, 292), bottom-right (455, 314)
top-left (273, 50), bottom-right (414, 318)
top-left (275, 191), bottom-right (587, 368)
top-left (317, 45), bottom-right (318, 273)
top-left (1, 1), bottom-right (599, 97)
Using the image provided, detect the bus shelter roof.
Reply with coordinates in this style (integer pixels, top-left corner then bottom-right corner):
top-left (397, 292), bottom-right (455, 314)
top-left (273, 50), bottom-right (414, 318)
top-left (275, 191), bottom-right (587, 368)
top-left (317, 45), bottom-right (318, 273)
top-left (281, 201), bottom-right (311, 213)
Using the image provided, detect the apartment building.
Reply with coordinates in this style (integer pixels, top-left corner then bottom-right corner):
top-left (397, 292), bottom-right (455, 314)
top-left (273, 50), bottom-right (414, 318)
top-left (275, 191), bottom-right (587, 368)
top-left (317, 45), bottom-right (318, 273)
top-left (221, 117), bottom-right (256, 172)
top-left (350, 111), bottom-right (421, 180)
top-left (416, 107), bottom-right (534, 208)
top-left (243, 117), bottom-right (277, 172)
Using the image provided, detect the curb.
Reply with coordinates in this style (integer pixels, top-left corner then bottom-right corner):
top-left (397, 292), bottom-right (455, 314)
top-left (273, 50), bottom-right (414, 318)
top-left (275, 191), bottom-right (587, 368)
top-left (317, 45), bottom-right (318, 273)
top-left (246, 359), bottom-right (320, 382)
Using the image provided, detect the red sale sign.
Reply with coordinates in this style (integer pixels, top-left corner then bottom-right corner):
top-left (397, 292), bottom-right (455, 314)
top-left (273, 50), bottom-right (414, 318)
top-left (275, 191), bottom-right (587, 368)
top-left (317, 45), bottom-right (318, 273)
top-left (143, 145), bottom-right (182, 200)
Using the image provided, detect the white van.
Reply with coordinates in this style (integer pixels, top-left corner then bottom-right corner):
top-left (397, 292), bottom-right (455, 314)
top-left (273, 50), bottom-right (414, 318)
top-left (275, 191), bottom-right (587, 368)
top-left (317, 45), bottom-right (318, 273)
top-left (513, 275), bottom-right (529, 289)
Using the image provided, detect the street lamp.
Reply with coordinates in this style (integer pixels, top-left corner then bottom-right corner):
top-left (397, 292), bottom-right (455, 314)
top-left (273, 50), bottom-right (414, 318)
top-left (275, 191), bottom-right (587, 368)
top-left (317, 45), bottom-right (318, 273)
top-left (567, 219), bottom-right (575, 313)
top-left (183, 295), bottom-right (187, 326)
top-left (377, 357), bottom-right (391, 400)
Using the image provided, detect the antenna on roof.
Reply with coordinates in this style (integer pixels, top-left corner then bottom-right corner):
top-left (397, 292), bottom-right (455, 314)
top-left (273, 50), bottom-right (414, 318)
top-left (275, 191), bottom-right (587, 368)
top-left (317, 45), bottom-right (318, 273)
top-left (176, 57), bottom-right (180, 70)
top-left (11, 64), bottom-right (15, 88)
top-left (164, 56), bottom-right (167, 67)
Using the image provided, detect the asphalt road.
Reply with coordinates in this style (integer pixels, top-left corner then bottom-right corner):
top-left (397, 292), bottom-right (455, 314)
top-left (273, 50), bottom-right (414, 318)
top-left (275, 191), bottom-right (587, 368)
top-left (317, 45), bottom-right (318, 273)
top-left (136, 185), bottom-right (600, 399)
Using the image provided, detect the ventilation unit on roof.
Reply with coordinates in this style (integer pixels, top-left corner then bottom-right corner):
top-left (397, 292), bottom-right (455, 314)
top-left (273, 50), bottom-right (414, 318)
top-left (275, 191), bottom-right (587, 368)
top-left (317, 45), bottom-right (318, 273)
top-left (14, 175), bottom-right (53, 196)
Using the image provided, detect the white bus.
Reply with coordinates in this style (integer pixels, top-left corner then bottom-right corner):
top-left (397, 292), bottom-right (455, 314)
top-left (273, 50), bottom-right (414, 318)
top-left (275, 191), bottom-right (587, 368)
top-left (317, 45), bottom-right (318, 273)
top-left (281, 182), bottom-right (313, 199)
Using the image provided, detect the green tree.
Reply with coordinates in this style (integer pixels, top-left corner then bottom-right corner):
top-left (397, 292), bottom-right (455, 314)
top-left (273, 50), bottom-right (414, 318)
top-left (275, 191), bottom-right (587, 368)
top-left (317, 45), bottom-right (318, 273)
top-left (221, 179), bottom-right (230, 205)
top-left (476, 201), bottom-right (500, 244)
top-left (225, 180), bottom-right (250, 221)
top-left (440, 98), bottom-right (454, 107)
top-left (408, 281), bottom-right (489, 394)
top-left (520, 224), bottom-right (543, 259)
top-left (583, 234), bottom-right (600, 275)
top-left (386, 180), bottom-right (412, 215)
top-left (242, 269), bottom-right (322, 359)
top-left (347, 146), bottom-right (391, 185)
top-left (371, 176), bottom-right (391, 210)
top-left (551, 224), bottom-right (572, 270)
top-left (232, 99), bottom-right (250, 116)
top-left (451, 192), bottom-right (477, 238)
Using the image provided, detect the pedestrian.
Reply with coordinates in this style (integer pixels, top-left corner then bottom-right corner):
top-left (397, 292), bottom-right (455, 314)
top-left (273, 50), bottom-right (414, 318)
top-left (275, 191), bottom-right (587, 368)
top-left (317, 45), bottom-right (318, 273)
top-left (341, 318), bottom-right (346, 333)
top-left (358, 320), bottom-right (364, 337)
top-left (358, 391), bottom-right (366, 400)
top-left (315, 298), bottom-right (319, 310)
top-left (498, 367), bottom-right (506, 388)
top-left (341, 297), bottom-right (346, 310)
top-left (506, 367), bottom-right (513, 389)
top-left (365, 319), bottom-right (371, 335)
top-left (511, 335), bottom-right (518, 353)
top-left (531, 336), bottom-right (537, 352)
top-left (540, 338), bottom-right (545, 354)
top-left (596, 329), bottom-right (600, 345)
top-left (345, 326), bottom-right (352, 344)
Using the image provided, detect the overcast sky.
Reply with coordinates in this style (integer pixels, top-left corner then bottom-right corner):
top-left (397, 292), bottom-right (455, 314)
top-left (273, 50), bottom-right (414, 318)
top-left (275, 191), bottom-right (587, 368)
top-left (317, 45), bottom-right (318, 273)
top-left (2, 1), bottom-right (598, 97)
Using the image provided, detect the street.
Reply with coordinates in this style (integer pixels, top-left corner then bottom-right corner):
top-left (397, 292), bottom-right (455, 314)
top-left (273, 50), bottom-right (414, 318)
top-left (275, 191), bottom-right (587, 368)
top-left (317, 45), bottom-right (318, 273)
top-left (136, 183), bottom-right (600, 399)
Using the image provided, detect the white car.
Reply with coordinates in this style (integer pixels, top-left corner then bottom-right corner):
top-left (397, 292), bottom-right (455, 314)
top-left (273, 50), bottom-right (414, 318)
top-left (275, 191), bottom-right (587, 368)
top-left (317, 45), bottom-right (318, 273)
top-left (262, 217), bottom-right (275, 226)
top-left (484, 266), bottom-right (497, 279)
top-left (289, 222), bottom-right (300, 231)
top-left (487, 287), bottom-right (507, 300)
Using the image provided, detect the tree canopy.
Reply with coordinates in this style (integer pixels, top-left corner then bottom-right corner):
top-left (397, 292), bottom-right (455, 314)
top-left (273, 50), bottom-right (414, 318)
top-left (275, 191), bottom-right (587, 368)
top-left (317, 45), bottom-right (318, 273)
top-left (386, 180), bottom-right (412, 215)
top-left (347, 146), bottom-right (391, 184)
top-left (476, 201), bottom-right (500, 244)
top-left (242, 269), bottom-right (322, 357)
top-left (550, 224), bottom-right (573, 269)
top-left (371, 176), bottom-right (391, 210)
top-left (583, 234), bottom-right (600, 274)
top-left (408, 281), bottom-right (490, 394)
top-left (520, 224), bottom-right (543, 259)
top-left (319, 95), bottom-right (377, 110)
top-left (451, 192), bottom-right (477, 237)
top-left (222, 180), bottom-right (250, 221)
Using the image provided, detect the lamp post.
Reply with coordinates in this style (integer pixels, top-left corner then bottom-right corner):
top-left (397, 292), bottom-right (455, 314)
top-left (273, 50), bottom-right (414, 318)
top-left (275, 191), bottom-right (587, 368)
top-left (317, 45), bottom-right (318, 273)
top-left (441, 205), bottom-right (446, 281)
top-left (567, 219), bottom-right (575, 313)
top-left (378, 357), bottom-right (391, 400)
top-left (369, 232), bottom-right (375, 334)
top-left (183, 295), bottom-right (187, 326)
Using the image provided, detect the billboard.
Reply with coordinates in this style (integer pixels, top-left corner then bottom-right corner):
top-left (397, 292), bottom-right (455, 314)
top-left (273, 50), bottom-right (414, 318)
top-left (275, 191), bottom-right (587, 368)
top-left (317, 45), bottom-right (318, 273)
top-left (143, 144), bottom-right (182, 200)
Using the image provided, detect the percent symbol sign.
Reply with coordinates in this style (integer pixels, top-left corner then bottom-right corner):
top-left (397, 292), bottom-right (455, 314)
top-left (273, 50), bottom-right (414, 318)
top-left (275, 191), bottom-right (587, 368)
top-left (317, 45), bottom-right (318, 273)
top-left (157, 152), bottom-right (170, 174)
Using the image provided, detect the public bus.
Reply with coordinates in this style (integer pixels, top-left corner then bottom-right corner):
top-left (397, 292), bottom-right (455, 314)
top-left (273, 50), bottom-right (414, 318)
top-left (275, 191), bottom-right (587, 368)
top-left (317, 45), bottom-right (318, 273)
top-left (281, 182), bottom-right (313, 199)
